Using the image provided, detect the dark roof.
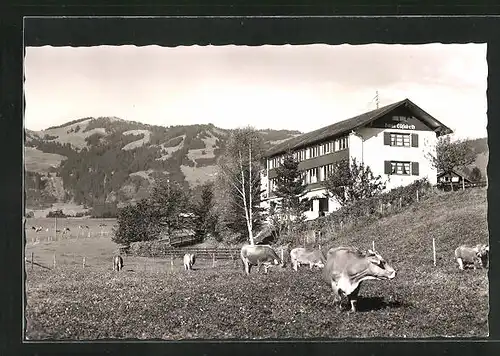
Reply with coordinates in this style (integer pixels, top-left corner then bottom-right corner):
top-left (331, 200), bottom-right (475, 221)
top-left (437, 169), bottom-right (472, 182)
top-left (265, 98), bottom-right (453, 158)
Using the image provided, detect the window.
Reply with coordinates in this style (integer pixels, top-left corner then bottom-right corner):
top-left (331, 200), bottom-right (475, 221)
top-left (324, 164), bottom-right (334, 179)
top-left (309, 167), bottom-right (319, 184)
top-left (323, 142), bottom-right (331, 154)
top-left (309, 146), bottom-right (320, 158)
top-left (385, 161), bottom-right (419, 176)
top-left (390, 133), bottom-right (411, 147)
top-left (391, 161), bottom-right (411, 175)
top-left (337, 136), bottom-right (348, 150)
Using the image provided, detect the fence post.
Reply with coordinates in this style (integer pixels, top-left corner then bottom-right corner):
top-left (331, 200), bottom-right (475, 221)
top-left (399, 197), bottom-right (402, 209)
top-left (281, 247), bottom-right (284, 262)
top-left (31, 252), bottom-right (34, 270)
top-left (372, 240), bottom-right (375, 252)
top-left (416, 189), bottom-right (419, 202)
top-left (340, 221), bottom-right (343, 231)
top-left (432, 238), bottom-right (436, 267)
top-left (53, 253), bottom-right (56, 269)
top-left (380, 201), bottom-right (383, 214)
top-left (54, 216), bottom-right (57, 242)
top-left (212, 253), bottom-right (216, 268)
top-left (170, 254), bottom-right (174, 271)
top-left (83, 256), bottom-right (86, 269)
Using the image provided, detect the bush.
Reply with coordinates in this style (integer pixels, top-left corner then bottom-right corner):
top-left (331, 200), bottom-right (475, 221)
top-left (311, 178), bottom-right (433, 236)
top-left (46, 209), bottom-right (69, 218)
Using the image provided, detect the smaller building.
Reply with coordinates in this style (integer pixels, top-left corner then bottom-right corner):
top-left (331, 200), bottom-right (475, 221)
top-left (437, 170), bottom-right (473, 191)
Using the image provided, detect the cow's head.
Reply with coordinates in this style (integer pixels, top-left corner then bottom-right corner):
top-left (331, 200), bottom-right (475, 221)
top-left (475, 244), bottom-right (489, 257)
top-left (365, 249), bottom-right (396, 280)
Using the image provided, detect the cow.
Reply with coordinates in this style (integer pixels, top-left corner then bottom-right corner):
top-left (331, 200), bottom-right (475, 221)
top-left (290, 247), bottom-right (326, 271)
top-left (240, 244), bottom-right (283, 275)
top-left (323, 246), bottom-right (396, 312)
top-left (63, 227), bottom-right (70, 234)
top-left (183, 253), bottom-right (196, 270)
top-left (113, 255), bottom-right (124, 271)
top-left (455, 243), bottom-right (489, 270)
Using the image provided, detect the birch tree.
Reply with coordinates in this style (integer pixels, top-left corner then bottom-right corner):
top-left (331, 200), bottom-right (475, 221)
top-left (216, 127), bottom-right (265, 245)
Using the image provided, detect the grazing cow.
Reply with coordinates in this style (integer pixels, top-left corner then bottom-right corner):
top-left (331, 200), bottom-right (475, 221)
top-left (455, 243), bottom-right (489, 270)
top-left (183, 253), bottom-right (196, 270)
top-left (323, 247), bottom-right (396, 312)
top-left (113, 255), bottom-right (124, 271)
top-left (290, 247), bottom-right (326, 271)
top-left (63, 227), bottom-right (70, 234)
top-left (240, 244), bottom-right (283, 275)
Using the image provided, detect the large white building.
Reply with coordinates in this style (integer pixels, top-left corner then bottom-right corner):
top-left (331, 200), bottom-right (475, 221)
top-left (260, 98), bottom-right (453, 220)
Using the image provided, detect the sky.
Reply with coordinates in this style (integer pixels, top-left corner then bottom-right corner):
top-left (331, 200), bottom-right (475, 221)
top-left (24, 43), bottom-right (488, 140)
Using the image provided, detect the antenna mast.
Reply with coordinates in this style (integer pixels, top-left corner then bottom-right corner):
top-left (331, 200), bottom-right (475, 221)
top-left (375, 90), bottom-right (380, 109)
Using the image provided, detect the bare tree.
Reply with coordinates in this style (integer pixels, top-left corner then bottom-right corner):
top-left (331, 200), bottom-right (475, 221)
top-left (217, 127), bottom-right (265, 245)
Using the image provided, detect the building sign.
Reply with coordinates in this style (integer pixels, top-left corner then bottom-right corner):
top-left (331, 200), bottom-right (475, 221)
top-left (384, 122), bottom-right (416, 130)
top-left (372, 111), bottom-right (433, 132)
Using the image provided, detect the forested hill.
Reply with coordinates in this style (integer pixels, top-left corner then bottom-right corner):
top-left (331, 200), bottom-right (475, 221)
top-left (24, 116), bottom-right (301, 211)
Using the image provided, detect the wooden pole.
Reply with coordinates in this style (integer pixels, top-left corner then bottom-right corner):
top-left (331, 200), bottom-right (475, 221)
top-left (170, 254), bottom-right (174, 271)
top-left (372, 240), bottom-right (375, 252)
top-left (281, 247), bottom-right (284, 262)
top-left (83, 256), bottom-right (86, 269)
top-left (31, 252), bottom-right (34, 270)
top-left (462, 178), bottom-right (465, 191)
top-left (416, 189), bottom-right (419, 202)
top-left (432, 238), bottom-right (436, 267)
top-left (54, 216), bottom-right (57, 242)
top-left (399, 197), bottom-right (402, 209)
top-left (53, 253), bottom-right (56, 269)
top-left (212, 253), bottom-right (216, 268)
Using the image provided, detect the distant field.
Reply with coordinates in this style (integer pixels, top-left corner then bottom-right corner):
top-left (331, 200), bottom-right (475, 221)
top-left (25, 218), bottom-right (117, 243)
top-left (24, 188), bottom-right (489, 339)
top-left (24, 147), bottom-right (67, 173)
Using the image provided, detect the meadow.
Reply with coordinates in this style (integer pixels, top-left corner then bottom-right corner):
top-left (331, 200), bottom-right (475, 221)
top-left (24, 188), bottom-right (490, 339)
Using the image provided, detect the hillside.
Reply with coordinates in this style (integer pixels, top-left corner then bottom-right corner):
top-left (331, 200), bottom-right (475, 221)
top-left (321, 187), bottom-right (489, 266)
top-left (24, 117), bottom-right (301, 212)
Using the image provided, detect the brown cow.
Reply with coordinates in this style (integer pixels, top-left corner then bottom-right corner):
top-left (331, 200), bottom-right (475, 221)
top-left (323, 247), bottom-right (396, 312)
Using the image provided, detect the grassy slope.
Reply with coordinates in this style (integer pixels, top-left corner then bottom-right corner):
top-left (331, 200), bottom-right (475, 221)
top-left (25, 188), bottom-right (489, 339)
top-left (323, 187), bottom-right (489, 266)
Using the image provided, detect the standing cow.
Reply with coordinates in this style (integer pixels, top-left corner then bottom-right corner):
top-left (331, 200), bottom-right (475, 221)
top-left (113, 255), bottom-right (124, 271)
top-left (455, 243), bottom-right (489, 270)
top-left (290, 247), bottom-right (326, 271)
top-left (240, 244), bottom-right (283, 275)
top-left (323, 247), bottom-right (396, 312)
top-left (183, 253), bottom-right (196, 270)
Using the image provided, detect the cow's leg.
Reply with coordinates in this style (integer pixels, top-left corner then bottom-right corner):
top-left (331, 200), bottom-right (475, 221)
top-left (264, 265), bottom-right (269, 274)
top-left (348, 285), bottom-right (361, 312)
top-left (244, 260), bottom-right (251, 275)
top-left (309, 263), bottom-right (313, 270)
top-left (293, 260), bottom-right (298, 272)
top-left (330, 281), bottom-right (342, 309)
top-left (457, 258), bottom-right (464, 270)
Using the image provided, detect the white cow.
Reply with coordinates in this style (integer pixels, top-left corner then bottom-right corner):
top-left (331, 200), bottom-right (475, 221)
top-left (183, 253), bottom-right (196, 270)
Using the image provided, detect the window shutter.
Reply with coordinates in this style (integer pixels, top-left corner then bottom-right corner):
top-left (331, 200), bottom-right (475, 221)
top-left (384, 161), bottom-right (392, 174)
top-left (412, 162), bottom-right (419, 176)
top-left (411, 133), bottom-right (419, 147)
top-left (384, 132), bottom-right (391, 145)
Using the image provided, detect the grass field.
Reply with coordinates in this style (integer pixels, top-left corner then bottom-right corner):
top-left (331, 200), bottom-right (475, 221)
top-left (24, 188), bottom-right (489, 340)
top-left (25, 217), bottom-right (117, 243)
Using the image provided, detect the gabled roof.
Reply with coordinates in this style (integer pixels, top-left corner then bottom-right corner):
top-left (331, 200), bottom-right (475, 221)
top-left (265, 98), bottom-right (453, 158)
top-left (437, 169), bottom-right (472, 183)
